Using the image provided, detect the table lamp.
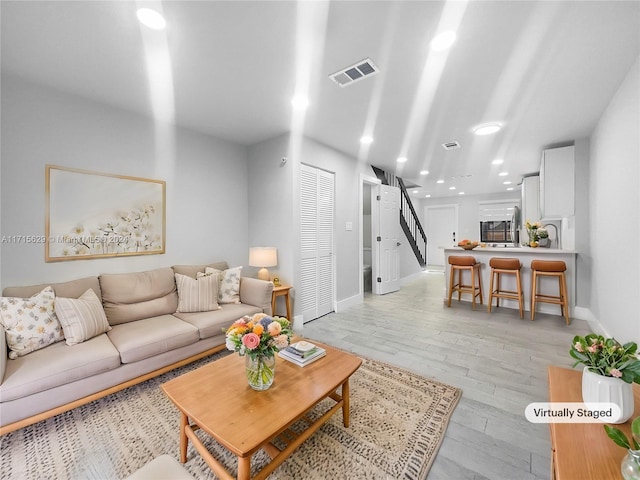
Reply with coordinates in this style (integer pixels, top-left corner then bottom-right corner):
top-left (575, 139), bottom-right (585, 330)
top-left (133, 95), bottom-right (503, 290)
top-left (249, 247), bottom-right (278, 281)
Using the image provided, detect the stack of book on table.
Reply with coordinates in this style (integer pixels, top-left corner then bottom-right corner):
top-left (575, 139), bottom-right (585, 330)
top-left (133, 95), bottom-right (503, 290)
top-left (278, 341), bottom-right (326, 367)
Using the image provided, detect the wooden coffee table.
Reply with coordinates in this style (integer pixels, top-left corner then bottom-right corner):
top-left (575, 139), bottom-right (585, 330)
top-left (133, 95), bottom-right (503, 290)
top-left (161, 341), bottom-right (362, 480)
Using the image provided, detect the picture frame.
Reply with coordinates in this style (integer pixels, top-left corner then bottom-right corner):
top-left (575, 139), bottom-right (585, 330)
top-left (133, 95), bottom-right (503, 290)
top-left (45, 165), bottom-right (166, 262)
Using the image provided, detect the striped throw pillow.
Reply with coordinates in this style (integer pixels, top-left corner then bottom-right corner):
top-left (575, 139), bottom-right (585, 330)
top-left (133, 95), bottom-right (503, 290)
top-left (175, 272), bottom-right (221, 313)
top-left (55, 289), bottom-right (111, 345)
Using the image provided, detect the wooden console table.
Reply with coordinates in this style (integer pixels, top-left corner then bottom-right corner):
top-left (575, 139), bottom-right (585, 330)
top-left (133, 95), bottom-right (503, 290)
top-left (548, 366), bottom-right (640, 479)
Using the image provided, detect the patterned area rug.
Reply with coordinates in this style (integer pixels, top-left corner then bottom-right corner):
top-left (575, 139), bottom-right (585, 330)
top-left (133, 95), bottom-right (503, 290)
top-left (0, 351), bottom-right (461, 480)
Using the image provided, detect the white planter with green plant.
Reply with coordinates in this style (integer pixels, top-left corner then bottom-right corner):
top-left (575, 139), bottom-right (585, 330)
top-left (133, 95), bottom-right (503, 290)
top-left (570, 334), bottom-right (640, 424)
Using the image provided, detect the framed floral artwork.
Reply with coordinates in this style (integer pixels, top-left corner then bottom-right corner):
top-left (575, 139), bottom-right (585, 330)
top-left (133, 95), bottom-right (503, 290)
top-left (45, 165), bottom-right (165, 262)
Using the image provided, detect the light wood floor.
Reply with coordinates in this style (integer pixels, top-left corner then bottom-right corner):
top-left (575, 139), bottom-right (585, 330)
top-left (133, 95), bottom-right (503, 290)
top-left (303, 268), bottom-right (592, 480)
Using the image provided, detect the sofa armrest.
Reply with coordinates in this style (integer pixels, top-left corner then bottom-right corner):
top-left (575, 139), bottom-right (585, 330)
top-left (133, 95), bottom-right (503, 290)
top-left (0, 325), bottom-right (7, 385)
top-left (239, 278), bottom-right (274, 315)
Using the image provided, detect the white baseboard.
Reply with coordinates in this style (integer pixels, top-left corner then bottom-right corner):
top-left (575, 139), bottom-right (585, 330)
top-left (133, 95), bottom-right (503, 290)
top-left (335, 293), bottom-right (363, 312)
top-left (574, 306), bottom-right (609, 336)
top-left (401, 270), bottom-right (429, 285)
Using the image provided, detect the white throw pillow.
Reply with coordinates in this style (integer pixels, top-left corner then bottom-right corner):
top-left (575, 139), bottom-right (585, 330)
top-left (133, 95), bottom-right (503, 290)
top-left (55, 289), bottom-right (111, 346)
top-left (204, 266), bottom-right (242, 304)
top-left (175, 272), bottom-right (221, 313)
top-left (0, 286), bottom-right (64, 359)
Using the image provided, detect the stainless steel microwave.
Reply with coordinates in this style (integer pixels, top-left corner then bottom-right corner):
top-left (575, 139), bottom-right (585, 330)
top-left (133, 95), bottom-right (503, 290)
top-left (479, 220), bottom-right (515, 244)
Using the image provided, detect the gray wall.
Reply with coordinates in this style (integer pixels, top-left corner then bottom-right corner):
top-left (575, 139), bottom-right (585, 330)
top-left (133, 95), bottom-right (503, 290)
top-left (1, 74), bottom-right (250, 287)
top-left (588, 57), bottom-right (639, 342)
top-left (573, 137), bottom-right (591, 309)
top-left (247, 134), bottom-right (294, 284)
top-left (420, 190), bottom-right (520, 241)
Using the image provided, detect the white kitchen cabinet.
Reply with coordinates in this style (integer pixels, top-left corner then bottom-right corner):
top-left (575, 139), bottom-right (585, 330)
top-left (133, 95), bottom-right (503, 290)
top-left (540, 145), bottom-right (575, 219)
top-left (521, 175), bottom-right (540, 224)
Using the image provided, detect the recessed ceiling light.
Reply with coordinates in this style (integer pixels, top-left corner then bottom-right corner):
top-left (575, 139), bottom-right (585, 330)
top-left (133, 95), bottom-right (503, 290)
top-left (430, 31), bottom-right (457, 51)
top-left (397, 157), bottom-right (408, 163)
top-left (437, 179), bottom-right (444, 184)
top-left (412, 190), bottom-right (418, 194)
top-left (498, 172), bottom-right (509, 176)
top-left (449, 186), bottom-right (456, 190)
top-left (425, 194), bottom-right (431, 198)
top-left (136, 8), bottom-right (166, 30)
top-left (474, 122), bottom-right (502, 136)
top-left (503, 181), bottom-right (512, 185)
top-left (492, 159), bottom-right (504, 165)
top-left (420, 170), bottom-right (429, 175)
top-left (360, 135), bottom-right (373, 144)
top-left (291, 95), bottom-right (309, 110)
top-left (506, 187), bottom-right (514, 191)
top-left (458, 192), bottom-right (465, 195)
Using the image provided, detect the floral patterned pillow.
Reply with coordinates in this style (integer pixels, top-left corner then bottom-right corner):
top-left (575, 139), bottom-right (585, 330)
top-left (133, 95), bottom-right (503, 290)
top-left (204, 266), bottom-right (242, 304)
top-left (0, 286), bottom-right (64, 359)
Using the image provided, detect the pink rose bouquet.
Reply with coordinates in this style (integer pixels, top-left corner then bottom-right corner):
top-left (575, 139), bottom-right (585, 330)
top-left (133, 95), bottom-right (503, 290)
top-left (225, 313), bottom-right (292, 360)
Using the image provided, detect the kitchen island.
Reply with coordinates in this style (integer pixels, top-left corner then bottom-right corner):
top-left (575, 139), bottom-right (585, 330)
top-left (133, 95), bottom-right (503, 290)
top-left (442, 246), bottom-right (577, 320)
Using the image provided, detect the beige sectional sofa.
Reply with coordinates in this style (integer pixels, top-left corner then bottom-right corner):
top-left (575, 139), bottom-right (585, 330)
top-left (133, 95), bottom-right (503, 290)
top-left (0, 262), bottom-right (274, 435)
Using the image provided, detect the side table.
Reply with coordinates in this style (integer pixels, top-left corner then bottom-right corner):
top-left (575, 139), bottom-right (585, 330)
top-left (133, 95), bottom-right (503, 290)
top-left (271, 284), bottom-right (292, 321)
top-left (548, 366), bottom-right (640, 479)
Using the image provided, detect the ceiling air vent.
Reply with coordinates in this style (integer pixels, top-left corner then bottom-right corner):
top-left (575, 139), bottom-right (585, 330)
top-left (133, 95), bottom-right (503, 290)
top-left (329, 58), bottom-right (379, 87)
top-left (442, 141), bottom-right (461, 150)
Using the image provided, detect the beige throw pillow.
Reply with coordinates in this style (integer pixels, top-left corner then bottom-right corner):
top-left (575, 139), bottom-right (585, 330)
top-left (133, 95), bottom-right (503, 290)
top-left (55, 289), bottom-right (111, 346)
top-left (0, 286), bottom-right (64, 359)
top-left (175, 272), bottom-right (221, 313)
top-left (204, 266), bottom-right (242, 304)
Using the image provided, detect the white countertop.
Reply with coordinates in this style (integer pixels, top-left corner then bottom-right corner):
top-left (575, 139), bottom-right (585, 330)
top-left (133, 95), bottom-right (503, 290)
top-left (441, 246), bottom-right (577, 254)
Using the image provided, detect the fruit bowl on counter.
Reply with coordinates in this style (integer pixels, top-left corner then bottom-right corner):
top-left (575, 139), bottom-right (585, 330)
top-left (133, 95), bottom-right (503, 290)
top-left (458, 240), bottom-right (479, 250)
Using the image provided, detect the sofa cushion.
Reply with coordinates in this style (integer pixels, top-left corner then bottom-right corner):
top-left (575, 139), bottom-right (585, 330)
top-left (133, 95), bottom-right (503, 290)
top-left (175, 273), bottom-right (221, 313)
top-left (174, 303), bottom-right (262, 339)
top-left (107, 315), bottom-right (199, 363)
top-left (2, 276), bottom-right (102, 301)
top-left (100, 268), bottom-right (178, 325)
top-left (55, 289), bottom-right (111, 345)
top-left (0, 333), bottom-right (120, 401)
top-left (204, 266), bottom-right (242, 304)
top-left (171, 262), bottom-right (229, 279)
top-left (0, 286), bottom-right (64, 359)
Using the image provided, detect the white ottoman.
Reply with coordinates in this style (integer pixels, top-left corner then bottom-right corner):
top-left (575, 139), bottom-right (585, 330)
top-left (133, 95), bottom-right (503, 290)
top-left (125, 454), bottom-right (193, 480)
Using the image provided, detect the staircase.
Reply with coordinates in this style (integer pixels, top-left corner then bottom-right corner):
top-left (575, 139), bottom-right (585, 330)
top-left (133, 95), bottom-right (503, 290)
top-left (371, 166), bottom-right (427, 267)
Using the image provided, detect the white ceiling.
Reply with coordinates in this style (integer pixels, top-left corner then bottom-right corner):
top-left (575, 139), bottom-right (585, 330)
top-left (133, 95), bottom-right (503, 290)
top-left (2, 1), bottom-right (639, 198)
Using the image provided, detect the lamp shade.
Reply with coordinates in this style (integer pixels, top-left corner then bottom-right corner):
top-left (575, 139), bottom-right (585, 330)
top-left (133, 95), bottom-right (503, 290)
top-left (249, 247), bottom-right (277, 281)
top-left (249, 247), bottom-right (278, 268)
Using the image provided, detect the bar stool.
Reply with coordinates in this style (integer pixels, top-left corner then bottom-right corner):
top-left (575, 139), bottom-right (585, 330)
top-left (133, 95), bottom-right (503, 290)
top-left (487, 257), bottom-right (524, 318)
top-left (530, 260), bottom-right (570, 324)
top-left (447, 256), bottom-right (483, 310)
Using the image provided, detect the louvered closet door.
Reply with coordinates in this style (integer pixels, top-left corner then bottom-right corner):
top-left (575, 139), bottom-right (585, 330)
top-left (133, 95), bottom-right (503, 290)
top-left (300, 164), bottom-right (335, 323)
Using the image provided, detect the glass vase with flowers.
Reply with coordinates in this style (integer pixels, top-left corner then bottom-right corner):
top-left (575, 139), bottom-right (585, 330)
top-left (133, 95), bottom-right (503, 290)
top-left (525, 220), bottom-right (542, 247)
top-left (225, 313), bottom-right (292, 390)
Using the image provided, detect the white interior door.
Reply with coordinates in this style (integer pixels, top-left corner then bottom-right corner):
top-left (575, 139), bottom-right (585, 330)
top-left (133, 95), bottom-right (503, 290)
top-left (425, 205), bottom-right (458, 266)
top-left (372, 184), bottom-right (400, 295)
top-left (300, 164), bottom-right (335, 323)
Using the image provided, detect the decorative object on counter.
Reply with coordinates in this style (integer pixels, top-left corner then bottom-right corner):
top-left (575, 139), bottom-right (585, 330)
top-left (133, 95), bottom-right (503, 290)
top-left (537, 227), bottom-right (550, 247)
top-left (603, 416), bottom-right (640, 480)
top-left (457, 239), bottom-right (478, 250)
top-left (570, 333), bottom-right (640, 423)
top-left (224, 313), bottom-right (292, 390)
top-left (525, 220), bottom-right (542, 247)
